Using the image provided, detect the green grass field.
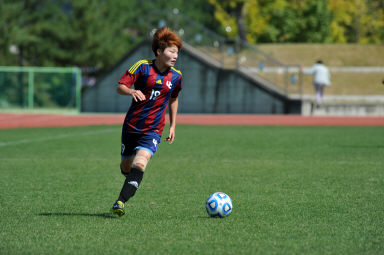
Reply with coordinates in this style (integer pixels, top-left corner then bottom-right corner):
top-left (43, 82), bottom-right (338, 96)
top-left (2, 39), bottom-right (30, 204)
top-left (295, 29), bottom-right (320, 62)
top-left (1, 125), bottom-right (384, 255)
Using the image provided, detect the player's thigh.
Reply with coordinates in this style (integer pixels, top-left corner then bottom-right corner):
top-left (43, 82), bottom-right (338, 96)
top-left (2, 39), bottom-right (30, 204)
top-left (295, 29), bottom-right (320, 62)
top-left (132, 149), bottom-right (152, 171)
top-left (121, 156), bottom-right (134, 174)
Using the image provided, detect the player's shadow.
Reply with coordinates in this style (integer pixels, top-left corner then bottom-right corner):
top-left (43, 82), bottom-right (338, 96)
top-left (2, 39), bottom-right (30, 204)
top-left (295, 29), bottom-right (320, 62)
top-left (38, 212), bottom-right (116, 219)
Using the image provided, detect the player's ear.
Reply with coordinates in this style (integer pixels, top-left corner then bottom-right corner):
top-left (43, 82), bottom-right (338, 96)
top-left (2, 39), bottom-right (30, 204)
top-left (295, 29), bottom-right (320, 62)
top-left (156, 48), bottom-right (162, 56)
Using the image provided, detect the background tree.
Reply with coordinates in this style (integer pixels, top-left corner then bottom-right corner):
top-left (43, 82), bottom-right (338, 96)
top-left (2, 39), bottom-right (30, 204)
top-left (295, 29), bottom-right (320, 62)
top-left (328, 0), bottom-right (353, 43)
top-left (329, 0), bottom-right (384, 43)
top-left (0, 0), bottom-right (383, 71)
top-left (0, 0), bottom-right (218, 70)
top-left (208, 0), bottom-right (240, 38)
top-left (0, 0), bottom-right (61, 66)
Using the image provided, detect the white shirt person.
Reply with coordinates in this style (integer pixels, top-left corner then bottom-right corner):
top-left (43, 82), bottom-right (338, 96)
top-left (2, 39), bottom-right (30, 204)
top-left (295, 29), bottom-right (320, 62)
top-left (303, 60), bottom-right (331, 107)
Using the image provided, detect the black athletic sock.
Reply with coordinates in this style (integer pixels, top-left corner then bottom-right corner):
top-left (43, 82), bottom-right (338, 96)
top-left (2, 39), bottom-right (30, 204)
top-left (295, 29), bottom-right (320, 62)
top-left (117, 167), bottom-right (144, 203)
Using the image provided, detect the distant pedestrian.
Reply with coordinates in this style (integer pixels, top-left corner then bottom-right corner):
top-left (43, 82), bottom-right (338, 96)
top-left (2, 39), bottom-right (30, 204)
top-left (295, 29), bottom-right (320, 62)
top-left (302, 60), bottom-right (331, 107)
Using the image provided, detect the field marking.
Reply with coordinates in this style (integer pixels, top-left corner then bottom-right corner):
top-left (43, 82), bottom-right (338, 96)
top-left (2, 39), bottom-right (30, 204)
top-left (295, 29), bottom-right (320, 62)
top-left (0, 128), bottom-right (119, 148)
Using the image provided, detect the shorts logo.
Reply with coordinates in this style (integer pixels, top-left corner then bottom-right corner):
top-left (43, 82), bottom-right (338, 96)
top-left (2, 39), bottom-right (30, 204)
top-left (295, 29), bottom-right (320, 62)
top-left (152, 139), bottom-right (158, 148)
top-left (121, 143), bottom-right (125, 154)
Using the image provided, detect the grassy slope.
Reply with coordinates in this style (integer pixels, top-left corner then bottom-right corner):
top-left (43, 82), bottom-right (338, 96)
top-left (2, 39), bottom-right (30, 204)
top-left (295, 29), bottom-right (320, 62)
top-left (257, 44), bottom-right (384, 96)
top-left (1, 125), bottom-right (384, 254)
top-left (257, 44), bottom-right (384, 67)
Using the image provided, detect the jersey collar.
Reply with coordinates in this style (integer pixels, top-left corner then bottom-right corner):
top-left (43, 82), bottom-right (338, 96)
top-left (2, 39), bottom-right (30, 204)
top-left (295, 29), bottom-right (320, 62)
top-left (152, 59), bottom-right (170, 75)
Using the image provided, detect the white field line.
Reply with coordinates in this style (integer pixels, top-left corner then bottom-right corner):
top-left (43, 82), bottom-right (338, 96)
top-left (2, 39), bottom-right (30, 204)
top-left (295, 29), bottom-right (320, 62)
top-left (0, 128), bottom-right (119, 148)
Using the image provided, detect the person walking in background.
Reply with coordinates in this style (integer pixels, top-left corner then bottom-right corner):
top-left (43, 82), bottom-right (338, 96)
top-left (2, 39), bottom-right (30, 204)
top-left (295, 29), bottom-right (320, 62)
top-left (302, 60), bottom-right (331, 107)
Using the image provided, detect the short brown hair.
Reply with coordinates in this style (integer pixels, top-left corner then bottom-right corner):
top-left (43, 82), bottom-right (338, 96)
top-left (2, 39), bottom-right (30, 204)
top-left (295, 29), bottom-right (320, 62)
top-left (152, 27), bottom-right (182, 56)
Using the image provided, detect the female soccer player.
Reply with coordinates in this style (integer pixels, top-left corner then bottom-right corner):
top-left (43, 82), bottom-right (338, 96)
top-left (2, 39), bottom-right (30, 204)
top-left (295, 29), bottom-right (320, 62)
top-left (111, 27), bottom-right (183, 216)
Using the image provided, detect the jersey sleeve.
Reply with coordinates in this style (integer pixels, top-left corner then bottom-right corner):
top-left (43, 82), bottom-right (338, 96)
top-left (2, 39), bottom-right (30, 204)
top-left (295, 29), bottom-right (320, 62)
top-left (118, 60), bottom-right (144, 87)
top-left (171, 76), bottom-right (182, 98)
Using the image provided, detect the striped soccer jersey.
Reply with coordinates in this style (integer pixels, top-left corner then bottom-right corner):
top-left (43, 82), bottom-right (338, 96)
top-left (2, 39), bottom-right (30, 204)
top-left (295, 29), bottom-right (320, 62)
top-left (118, 59), bottom-right (182, 136)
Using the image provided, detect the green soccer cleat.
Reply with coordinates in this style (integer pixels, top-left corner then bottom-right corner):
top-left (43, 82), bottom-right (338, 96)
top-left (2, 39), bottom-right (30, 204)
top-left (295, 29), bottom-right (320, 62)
top-left (111, 201), bottom-right (125, 217)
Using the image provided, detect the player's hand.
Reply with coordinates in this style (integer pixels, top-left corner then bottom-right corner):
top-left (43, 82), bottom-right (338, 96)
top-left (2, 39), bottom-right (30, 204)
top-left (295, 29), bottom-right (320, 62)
top-left (165, 127), bottom-right (175, 144)
top-left (131, 90), bottom-right (146, 102)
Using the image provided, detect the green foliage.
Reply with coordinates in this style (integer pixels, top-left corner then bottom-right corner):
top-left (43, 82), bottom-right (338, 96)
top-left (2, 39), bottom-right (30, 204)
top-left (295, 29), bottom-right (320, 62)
top-left (211, 0), bottom-right (333, 43)
top-left (0, 0), bottom-right (219, 71)
top-left (0, 72), bottom-right (27, 107)
top-left (0, 0), bottom-right (383, 72)
top-left (210, 0), bottom-right (383, 43)
top-left (1, 125), bottom-right (384, 254)
top-left (329, 0), bottom-right (384, 43)
top-left (0, 0), bottom-right (144, 69)
top-left (208, 0), bottom-right (248, 39)
top-left (150, 0), bottom-right (219, 30)
top-left (32, 73), bottom-right (75, 108)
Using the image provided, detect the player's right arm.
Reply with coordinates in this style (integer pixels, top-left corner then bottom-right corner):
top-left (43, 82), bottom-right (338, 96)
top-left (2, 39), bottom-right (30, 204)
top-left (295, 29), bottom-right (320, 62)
top-left (118, 60), bottom-right (149, 102)
top-left (117, 84), bottom-right (145, 102)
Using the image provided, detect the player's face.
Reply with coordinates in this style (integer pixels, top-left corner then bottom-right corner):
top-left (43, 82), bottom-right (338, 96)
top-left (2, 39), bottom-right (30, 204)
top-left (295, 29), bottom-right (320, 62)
top-left (158, 45), bottom-right (178, 68)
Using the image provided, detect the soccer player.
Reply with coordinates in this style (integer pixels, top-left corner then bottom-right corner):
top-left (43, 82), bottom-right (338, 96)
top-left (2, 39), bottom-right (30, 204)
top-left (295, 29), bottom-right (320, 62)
top-left (111, 27), bottom-right (183, 216)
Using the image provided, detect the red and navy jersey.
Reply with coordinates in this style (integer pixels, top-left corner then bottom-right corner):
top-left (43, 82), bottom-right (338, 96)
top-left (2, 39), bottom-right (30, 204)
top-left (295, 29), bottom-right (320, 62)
top-left (118, 59), bottom-right (182, 136)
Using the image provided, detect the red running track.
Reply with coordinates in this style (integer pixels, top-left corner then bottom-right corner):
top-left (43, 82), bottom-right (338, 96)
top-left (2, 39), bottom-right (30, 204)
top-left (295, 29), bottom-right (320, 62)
top-left (0, 113), bottom-right (383, 129)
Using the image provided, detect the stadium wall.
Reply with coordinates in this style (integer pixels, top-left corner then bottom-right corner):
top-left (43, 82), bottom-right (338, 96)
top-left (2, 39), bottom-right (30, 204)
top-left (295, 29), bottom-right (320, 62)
top-left (82, 41), bottom-right (301, 114)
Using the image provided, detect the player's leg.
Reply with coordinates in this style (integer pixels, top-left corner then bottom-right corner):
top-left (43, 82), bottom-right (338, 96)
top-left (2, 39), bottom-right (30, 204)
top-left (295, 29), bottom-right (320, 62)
top-left (111, 133), bottom-right (159, 216)
top-left (111, 158), bottom-right (135, 217)
top-left (116, 149), bottom-right (151, 204)
top-left (315, 83), bottom-right (322, 106)
top-left (111, 130), bottom-right (137, 216)
top-left (120, 128), bottom-right (136, 176)
top-left (120, 157), bottom-right (134, 177)
top-left (319, 85), bottom-right (324, 104)
top-left (132, 149), bottom-right (151, 171)
top-left (111, 156), bottom-right (138, 217)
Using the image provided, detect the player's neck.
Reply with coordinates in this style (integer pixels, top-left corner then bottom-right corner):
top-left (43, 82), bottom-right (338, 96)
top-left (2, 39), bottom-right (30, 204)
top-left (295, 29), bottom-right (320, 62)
top-left (154, 59), bottom-right (169, 73)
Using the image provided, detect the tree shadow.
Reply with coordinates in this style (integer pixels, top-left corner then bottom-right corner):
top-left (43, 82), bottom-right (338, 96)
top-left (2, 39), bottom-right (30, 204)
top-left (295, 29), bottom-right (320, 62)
top-left (38, 212), bottom-right (117, 219)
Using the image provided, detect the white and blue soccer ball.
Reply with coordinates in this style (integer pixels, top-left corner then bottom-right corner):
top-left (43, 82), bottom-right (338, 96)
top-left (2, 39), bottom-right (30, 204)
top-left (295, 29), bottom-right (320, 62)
top-left (205, 192), bottom-right (233, 218)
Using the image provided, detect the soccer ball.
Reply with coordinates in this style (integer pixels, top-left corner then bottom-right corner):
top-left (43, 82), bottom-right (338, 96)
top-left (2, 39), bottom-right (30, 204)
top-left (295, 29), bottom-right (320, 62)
top-left (205, 192), bottom-right (233, 218)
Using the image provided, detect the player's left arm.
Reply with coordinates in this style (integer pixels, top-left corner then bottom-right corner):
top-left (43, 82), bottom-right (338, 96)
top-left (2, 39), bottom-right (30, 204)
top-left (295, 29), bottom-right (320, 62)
top-left (165, 97), bottom-right (179, 144)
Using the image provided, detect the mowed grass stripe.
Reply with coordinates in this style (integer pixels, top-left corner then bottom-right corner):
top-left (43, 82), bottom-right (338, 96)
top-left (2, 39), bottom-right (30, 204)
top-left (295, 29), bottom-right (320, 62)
top-left (0, 126), bottom-right (119, 147)
top-left (0, 125), bottom-right (383, 255)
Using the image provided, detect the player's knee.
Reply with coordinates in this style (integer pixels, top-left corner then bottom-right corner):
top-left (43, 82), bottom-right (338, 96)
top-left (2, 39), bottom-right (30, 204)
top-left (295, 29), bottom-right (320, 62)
top-left (120, 163), bottom-right (131, 177)
top-left (132, 156), bottom-right (148, 171)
